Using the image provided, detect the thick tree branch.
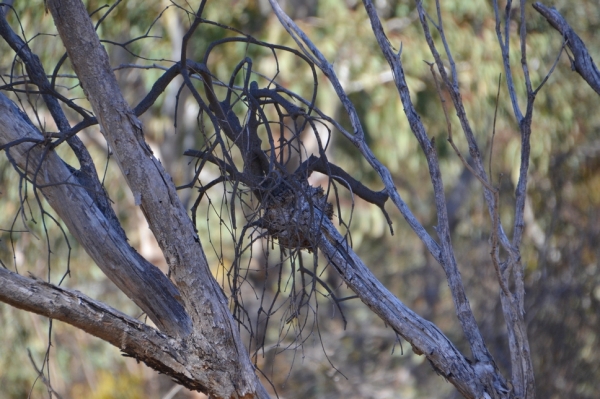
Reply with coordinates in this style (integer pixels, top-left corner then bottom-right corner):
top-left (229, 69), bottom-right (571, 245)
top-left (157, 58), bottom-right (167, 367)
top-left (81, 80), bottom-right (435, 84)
top-left (0, 267), bottom-right (240, 395)
top-left (316, 215), bottom-right (508, 399)
top-left (0, 92), bottom-right (191, 337)
top-left (45, 1), bottom-right (267, 397)
top-left (0, 7), bottom-right (118, 239)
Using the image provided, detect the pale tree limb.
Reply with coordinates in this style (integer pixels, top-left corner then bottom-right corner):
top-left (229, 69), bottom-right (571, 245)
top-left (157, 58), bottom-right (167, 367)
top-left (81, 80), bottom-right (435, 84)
top-left (417, 1), bottom-right (531, 395)
top-left (317, 215), bottom-right (509, 399)
top-left (43, 0), bottom-right (267, 397)
top-left (418, 0), bottom-right (537, 396)
top-left (363, 0), bottom-right (495, 369)
top-left (0, 267), bottom-right (245, 394)
top-left (490, 2), bottom-right (538, 397)
top-left (0, 91), bottom-right (263, 396)
top-left (487, 18), bottom-right (537, 391)
top-left (533, 2), bottom-right (600, 95)
top-left (269, 1), bottom-right (512, 397)
top-left (0, 6), bottom-right (124, 246)
top-left (0, 92), bottom-right (191, 337)
top-left (267, 0), bottom-right (444, 266)
top-left (416, 1), bottom-right (514, 254)
top-left (415, 1), bottom-right (538, 396)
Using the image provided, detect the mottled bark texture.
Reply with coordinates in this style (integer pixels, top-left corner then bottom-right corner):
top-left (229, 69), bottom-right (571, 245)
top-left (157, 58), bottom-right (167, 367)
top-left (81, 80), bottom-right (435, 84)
top-left (0, 0), bottom-right (269, 396)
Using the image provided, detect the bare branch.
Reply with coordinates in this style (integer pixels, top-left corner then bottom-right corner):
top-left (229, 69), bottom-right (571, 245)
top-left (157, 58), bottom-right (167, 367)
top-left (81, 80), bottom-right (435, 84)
top-left (418, 0), bottom-right (514, 255)
top-left (533, 2), bottom-right (600, 95)
top-left (317, 214), bottom-right (506, 399)
top-left (492, 0), bottom-right (524, 123)
top-left (45, 1), bottom-right (267, 397)
top-left (0, 6), bottom-right (115, 237)
top-left (0, 91), bottom-right (191, 337)
top-left (426, 61), bottom-right (496, 193)
top-left (268, 0), bottom-right (442, 264)
top-left (0, 267), bottom-right (239, 395)
top-left (363, 0), bottom-right (494, 368)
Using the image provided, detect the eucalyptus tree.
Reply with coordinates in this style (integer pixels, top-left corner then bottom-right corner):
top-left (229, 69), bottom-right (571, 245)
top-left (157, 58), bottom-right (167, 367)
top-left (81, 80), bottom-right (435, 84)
top-left (0, 1), bottom-right (597, 398)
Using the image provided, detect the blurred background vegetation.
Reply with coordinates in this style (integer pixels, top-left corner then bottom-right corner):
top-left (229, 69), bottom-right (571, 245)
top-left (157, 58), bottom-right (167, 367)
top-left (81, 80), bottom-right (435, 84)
top-left (1, 0), bottom-right (599, 398)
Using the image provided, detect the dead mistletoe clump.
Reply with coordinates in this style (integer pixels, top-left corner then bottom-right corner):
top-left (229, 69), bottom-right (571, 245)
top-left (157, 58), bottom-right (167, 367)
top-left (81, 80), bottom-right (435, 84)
top-left (260, 180), bottom-right (333, 252)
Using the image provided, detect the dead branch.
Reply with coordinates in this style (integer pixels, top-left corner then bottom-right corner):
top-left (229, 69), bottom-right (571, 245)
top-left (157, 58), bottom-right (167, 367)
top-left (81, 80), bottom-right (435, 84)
top-left (533, 2), bottom-right (600, 94)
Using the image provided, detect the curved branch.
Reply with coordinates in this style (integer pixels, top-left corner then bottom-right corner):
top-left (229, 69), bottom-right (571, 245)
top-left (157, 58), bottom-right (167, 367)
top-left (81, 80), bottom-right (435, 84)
top-left (533, 2), bottom-right (600, 95)
top-left (295, 154), bottom-right (391, 225)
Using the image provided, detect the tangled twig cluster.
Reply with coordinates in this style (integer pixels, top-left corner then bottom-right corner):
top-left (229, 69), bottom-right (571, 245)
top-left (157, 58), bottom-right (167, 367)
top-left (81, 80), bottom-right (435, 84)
top-left (259, 181), bottom-right (333, 252)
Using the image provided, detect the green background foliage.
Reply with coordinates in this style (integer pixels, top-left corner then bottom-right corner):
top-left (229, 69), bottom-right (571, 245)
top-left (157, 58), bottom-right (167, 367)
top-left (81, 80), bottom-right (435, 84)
top-left (1, 0), bottom-right (599, 398)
